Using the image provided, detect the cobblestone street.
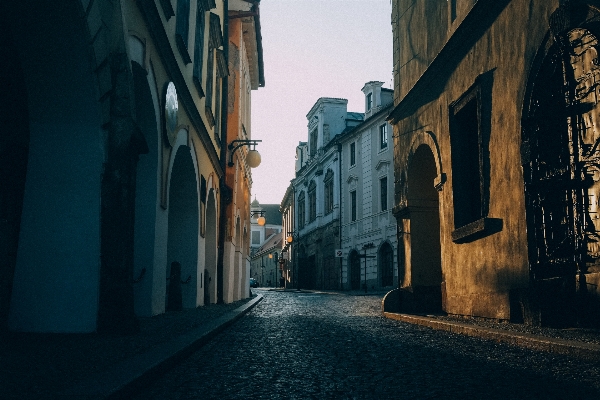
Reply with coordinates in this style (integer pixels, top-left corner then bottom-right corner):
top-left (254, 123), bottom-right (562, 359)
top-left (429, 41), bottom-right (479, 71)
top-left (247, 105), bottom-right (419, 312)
top-left (134, 290), bottom-right (600, 399)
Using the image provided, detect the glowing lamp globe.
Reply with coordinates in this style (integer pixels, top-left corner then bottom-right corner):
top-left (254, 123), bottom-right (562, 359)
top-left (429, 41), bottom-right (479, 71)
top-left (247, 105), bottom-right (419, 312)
top-left (257, 216), bottom-right (266, 226)
top-left (286, 235), bottom-right (293, 244)
top-left (246, 150), bottom-right (261, 168)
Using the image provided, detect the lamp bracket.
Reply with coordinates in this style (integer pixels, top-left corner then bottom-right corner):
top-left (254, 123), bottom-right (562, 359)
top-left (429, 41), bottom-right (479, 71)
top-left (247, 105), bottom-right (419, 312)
top-left (228, 139), bottom-right (262, 167)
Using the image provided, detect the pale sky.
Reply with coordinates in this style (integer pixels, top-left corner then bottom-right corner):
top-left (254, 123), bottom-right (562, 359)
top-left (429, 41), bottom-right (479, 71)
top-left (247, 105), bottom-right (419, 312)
top-left (250, 0), bottom-right (393, 206)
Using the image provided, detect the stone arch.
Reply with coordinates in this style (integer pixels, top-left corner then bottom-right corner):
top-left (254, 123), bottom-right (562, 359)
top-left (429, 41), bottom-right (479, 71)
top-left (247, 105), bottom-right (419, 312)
top-left (131, 54), bottom-right (162, 317)
top-left (378, 241), bottom-right (395, 288)
top-left (407, 130), bottom-right (445, 192)
top-left (406, 144), bottom-right (442, 312)
top-left (166, 130), bottom-right (200, 310)
top-left (205, 188), bottom-right (218, 305)
top-left (4, 1), bottom-right (105, 333)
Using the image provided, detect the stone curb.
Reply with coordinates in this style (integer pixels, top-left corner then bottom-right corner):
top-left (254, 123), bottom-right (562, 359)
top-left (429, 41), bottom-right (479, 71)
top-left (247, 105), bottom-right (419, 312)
top-left (383, 312), bottom-right (600, 361)
top-left (62, 295), bottom-right (264, 399)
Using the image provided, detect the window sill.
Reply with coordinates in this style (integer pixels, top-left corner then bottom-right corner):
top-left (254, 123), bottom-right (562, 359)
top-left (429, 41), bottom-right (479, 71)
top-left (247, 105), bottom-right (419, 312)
top-left (451, 217), bottom-right (503, 243)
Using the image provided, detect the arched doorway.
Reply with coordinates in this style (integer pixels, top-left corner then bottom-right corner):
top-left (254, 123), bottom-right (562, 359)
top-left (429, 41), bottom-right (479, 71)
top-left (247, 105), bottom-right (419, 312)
top-left (205, 189), bottom-right (217, 305)
top-left (167, 144), bottom-right (199, 310)
top-left (131, 59), bottom-right (160, 317)
top-left (407, 144), bottom-right (442, 312)
top-left (379, 242), bottom-right (394, 288)
top-left (5, 1), bottom-right (104, 333)
top-left (349, 250), bottom-right (361, 290)
top-left (522, 19), bottom-right (600, 326)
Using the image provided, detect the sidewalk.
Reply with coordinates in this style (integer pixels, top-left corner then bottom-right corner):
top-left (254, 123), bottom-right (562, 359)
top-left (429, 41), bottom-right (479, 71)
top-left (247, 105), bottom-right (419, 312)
top-left (0, 294), bottom-right (263, 399)
top-left (271, 287), bottom-right (600, 360)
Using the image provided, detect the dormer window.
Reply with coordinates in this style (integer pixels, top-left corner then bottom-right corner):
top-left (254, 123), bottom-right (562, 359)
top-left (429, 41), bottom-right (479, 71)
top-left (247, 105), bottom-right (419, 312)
top-left (366, 93), bottom-right (373, 111)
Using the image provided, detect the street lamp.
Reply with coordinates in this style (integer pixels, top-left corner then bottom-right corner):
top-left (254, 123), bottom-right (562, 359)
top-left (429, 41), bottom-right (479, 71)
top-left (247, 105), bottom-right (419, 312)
top-left (228, 139), bottom-right (262, 168)
top-left (250, 210), bottom-right (266, 226)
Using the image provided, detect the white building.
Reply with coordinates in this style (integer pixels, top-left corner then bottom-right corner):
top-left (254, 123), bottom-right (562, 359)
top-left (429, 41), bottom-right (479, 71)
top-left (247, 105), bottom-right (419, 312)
top-left (339, 81), bottom-right (397, 291)
top-left (291, 97), bottom-right (362, 289)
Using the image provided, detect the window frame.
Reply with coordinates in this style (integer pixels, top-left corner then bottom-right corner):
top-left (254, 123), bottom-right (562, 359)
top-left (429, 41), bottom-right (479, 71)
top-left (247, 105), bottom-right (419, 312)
top-left (298, 191), bottom-right (306, 229)
top-left (350, 190), bottom-right (357, 222)
top-left (324, 170), bottom-right (334, 215)
top-left (379, 123), bottom-right (388, 150)
top-left (380, 176), bottom-right (388, 212)
top-left (308, 181), bottom-right (317, 222)
top-left (350, 142), bottom-right (356, 167)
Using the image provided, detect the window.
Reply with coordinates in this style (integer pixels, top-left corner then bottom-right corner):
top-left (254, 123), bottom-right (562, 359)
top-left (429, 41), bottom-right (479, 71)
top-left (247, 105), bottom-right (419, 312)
top-left (450, 83), bottom-right (484, 229)
top-left (366, 93), bottom-right (372, 111)
top-left (298, 191), bottom-right (306, 229)
top-left (308, 181), bottom-right (317, 221)
top-left (450, 0), bottom-right (457, 22)
top-left (205, 13), bottom-right (223, 127)
top-left (251, 231), bottom-right (260, 245)
top-left (192, 2), bottom-right (206, 96)
top-left (379, 124), bottom-right (388, 149)
top-left (310, 128), bottom-right (318, 156)
top-left (350, 142), bottom-right (356, 166)
top-left (380, 177), bottom-right (388, 211)
top-left (175, 0), bottom-right (192, 64)
top-left (324, 170), bottom-right (334, 215)
top-left (350, 190), bottom-right (357, 221)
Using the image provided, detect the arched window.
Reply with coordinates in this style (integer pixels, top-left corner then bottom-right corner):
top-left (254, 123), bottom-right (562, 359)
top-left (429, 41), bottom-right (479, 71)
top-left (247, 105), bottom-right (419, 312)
top-left (324, 169), bottom-right (334, 215)
top-left (308, 180), bottom-right (316, 221)
top-left (379, 242), bottom-right (394, 287)
top-left (298, 191), bottom-right (306, 229)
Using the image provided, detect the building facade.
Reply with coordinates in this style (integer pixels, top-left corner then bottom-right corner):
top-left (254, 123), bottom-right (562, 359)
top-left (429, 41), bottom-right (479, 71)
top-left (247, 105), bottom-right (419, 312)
top-left (249, 199), bottom-right (283, 287)
top-left (280, 184), bottom-right (295, 288)
top-left (0, 0), bottom-right (263, 334)
top-left (292, 97), bottom-right (363, 290)
top-left (340, 82), bottom-right (397, 292)
top-left (220, 0), bottom-right (265, 304)
top-left (388, 0), bottom-right (600, 326)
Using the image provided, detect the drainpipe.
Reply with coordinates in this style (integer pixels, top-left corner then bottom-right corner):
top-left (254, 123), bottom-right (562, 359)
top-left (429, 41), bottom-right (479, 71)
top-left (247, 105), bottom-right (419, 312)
top-left (338, 141), bottom-right (343, 290)
top-left (216, 0), bottom-right (229, 304)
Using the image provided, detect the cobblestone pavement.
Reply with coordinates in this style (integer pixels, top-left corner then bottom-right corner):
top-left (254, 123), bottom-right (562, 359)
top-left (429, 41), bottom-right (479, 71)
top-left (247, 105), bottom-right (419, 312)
top-left (134, 290), bottom-right (600, 399)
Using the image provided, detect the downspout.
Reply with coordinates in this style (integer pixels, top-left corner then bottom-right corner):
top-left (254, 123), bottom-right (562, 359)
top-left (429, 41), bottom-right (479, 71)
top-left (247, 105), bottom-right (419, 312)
top-left (216, 0), bottom-right (229, 304)
top-left (338, 141), bottom-right (343, 290)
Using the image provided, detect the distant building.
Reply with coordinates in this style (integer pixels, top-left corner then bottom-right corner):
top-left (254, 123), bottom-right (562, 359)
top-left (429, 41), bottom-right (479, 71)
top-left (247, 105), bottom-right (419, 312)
top-left (339, 82), bottom-right (396, 291)
top-left (249, 199), bottom-right (283, 287)
top-left (290, 84), bottom-right (396, 291)
top-left (280, 184), bottom-right (295, 288)
top-left (387, 0), bottom-right (600, 326)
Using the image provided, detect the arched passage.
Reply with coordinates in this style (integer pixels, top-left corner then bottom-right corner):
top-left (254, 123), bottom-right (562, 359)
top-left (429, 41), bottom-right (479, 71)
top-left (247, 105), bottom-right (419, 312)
top-left (131, 60), bottom-right (160, 317)
top-left (205, 189), bottom-right (217, 305)
top-left (167, 144), bottom-right (199, 310)
top-left (349, 250), bottom-right (361, 290)
top-left (406, 144), bottom-right (442, 311)
top-left (379, 242), bottom-right (394, 288)
top-left (5, 1), bottom-right (104, 332)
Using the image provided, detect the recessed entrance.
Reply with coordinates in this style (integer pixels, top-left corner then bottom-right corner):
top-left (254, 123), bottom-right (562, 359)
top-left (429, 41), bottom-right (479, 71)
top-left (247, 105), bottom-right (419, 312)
top-left (406, 145), bottom-right (442, 312)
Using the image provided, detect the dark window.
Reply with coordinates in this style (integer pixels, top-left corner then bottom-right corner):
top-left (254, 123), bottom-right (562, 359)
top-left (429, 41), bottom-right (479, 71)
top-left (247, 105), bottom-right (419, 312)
top-left (380, 177), bottom-right (388, 211)
top-left (350, 142), bottom-right (356, 166)
top-left (251, 231), bottom-right (260, 245)
top-left (192, 3), bottom-right (206, 96)
top-left (310, 128), bottom-right (318, 156)
top-left (379, 124), bottom-right (388, 149)
top-left (175, 0), bottom-right (192, 64)
top-left (324, 170), bottom-right (334, 215)
top-left (350, 190), bottom-right (357, 221)
top-left (308, 181), bottom-right (316, 221)
top-left (450, 84), bottom-right (483, 228)
top-left (298, 191), bottom-right (306, 229)
top-left (366, 93), bottom-right (372, 110)
top-left (450, 0), bottom-right (457, 22)
top-left (205, 13), bottom-right (223, 127)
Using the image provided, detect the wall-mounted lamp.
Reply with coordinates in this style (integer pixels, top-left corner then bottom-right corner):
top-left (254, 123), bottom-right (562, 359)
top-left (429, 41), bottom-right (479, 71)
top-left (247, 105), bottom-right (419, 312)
top-left (228, 139), bottom-right (262, 168)
top-left (251, 210), bottom-right (266, 226)
top-left (286, 231), bottom-right (298, 244)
